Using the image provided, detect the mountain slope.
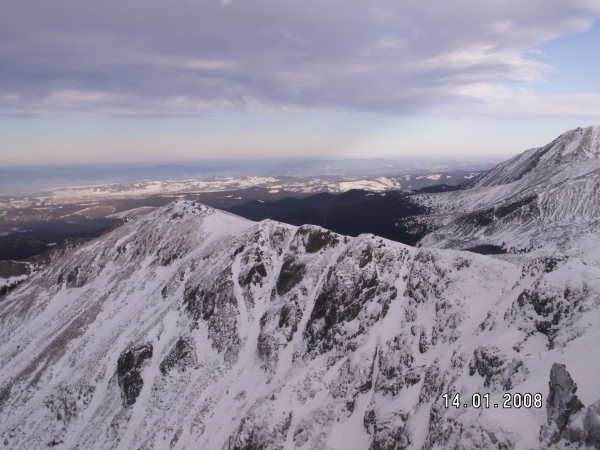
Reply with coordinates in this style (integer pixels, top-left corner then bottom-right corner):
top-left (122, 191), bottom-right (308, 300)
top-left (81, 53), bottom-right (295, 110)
top-left (2, 200), bottom-right (600, 449)
top-left (462, 126), bottom-right (600, 189)
top-left (415, 126), bottom-right (600, 260)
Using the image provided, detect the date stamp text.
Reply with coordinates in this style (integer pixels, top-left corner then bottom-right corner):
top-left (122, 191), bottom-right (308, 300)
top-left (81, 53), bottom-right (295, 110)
top-left (441, 393), bottom-right (543, 409)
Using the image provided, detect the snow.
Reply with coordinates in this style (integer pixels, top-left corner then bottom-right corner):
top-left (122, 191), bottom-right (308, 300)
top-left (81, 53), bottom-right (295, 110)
top-left (1, 126), bottom-right (600, 449)
top-left (0, 274), bottom-right (29, 294)
top-left (21, 172), bottom-right (468, 205)
top-left (0, 201), bottom-right (575, 449)
top-left (416, 126), bottom-right (600, 264)
top-left (0, 227), bottom-right (30, 237)
top-left (416, 174), bottom-right (441, 180)
top-left (0, 196), bottom-right (595, 448)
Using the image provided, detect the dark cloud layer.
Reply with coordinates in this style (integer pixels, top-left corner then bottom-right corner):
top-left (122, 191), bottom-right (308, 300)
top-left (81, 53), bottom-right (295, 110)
top-left (1, 0), bottom-right (599, 116)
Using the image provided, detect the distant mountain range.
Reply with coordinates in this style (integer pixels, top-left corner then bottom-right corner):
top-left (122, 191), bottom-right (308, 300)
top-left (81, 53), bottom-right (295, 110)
top-left (0, 158), bottom-right (497, 194)
top-left (1, 126), bottom-right (600, 449)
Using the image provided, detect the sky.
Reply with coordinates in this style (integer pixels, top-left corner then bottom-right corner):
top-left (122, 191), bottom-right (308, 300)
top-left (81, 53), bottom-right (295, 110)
top-left (1, 0), bottom-right (599, 167)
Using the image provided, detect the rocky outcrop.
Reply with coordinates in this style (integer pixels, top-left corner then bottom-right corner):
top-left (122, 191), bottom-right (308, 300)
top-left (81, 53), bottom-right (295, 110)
top-left (418, 360), bottom-right (442, 404)
top-left (540, 363), bottom-right (585, 447)
top-left (223, 396), bottom-right (293, 450)
top-left (505, 260), bottom-right (600, 351)
top-left (184, 270), bottom-right (241, 364)
top-left (584, 399), bottom-right (600, 448)
top-left (364, 409), bottom-right (411, 450)
top-left (275, 255), bottom-right (305, 296)
top-left (159, 338), bottom-right (198, 375)
top-left (117, 343), bottom-right (153, 406)
top-left (302, 236), bottom-right (403, 358)
top-left (423, 403), bottom-right (515, 450)
top-left (468, 346), bottom-right (508, 388)
top-left (375, 334), bottom-right (414, 396)
top-left (499, 358), bottom-right (529, 391)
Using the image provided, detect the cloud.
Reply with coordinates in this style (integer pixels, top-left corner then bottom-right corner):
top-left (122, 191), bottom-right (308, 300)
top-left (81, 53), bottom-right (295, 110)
top-left (0, 0), bottom-right (599, 117)
top-left (451, 84), bottom-right (600, 118)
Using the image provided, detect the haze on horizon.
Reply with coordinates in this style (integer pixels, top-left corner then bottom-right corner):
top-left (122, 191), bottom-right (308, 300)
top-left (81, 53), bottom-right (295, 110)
top-left (1, 0), bottom-right (600, 168)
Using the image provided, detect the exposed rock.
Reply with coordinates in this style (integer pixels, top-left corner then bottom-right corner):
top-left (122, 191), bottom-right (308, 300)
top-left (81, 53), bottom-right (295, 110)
top-left (539, 363), bottom-right (585, 447)
top-left (116, 343), bottom-right (153, 406)
top-left (257, 298), bottom-right (304, 376)
top-left (0, 278), bottom-right (26, 297)
top-left (278, 302), bottom-right (301, 335)
top-left (331, 352), bottom-right (376, 400)
top-left (223, 396), bottom-right (292, 450)
top-left (44, 384), bottom-right (95, 425)
top-left (301, 228), bottom-right (339, 253)
top-left (293, 402), bottom-right (353, 448)
top-left (423, 403), bottom-right (515, 450)
top-left (468, 346), bottom-right (507, 388)
top-left (500, 358), bottom-right (529, 391)
top-left (240, 261), bottom-right (268, 287)
top-left (184, 270), bottom-right (240, 363)
top-left (404, 251), bottom-right (446, 304)
top-left (404, 250), bottom-right (466, 344)
top-left (257, 329), bottom-right (281, 375)
top-left (275, 256), bottom-right (305, 296)
top-left (419, 360), bottom-right (441, 404)
top-left (503, 260), bottom-right (600, 353)
top-left (404, 367), bottom-right (422, 386)
top-left (419, 328), bottom-right (429, 354)
top-left (303, 237), bottom-right (400, 358)
top-left (159, 338), bottom-right (198, 375)
top-left (476, 310), bottom-right (498, 334)
top-left (66, 266), bottom-right (81, 288)
top-left (364, 409), bottom-right (411, 450)
top-left (584, 399), bottom-right (600, 448)
top-left (375, 335), bottom-right (414, 396)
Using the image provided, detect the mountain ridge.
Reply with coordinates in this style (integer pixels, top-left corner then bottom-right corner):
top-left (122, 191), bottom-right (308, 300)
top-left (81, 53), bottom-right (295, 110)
top-left (1, 198), bottom-right (599, 449)
top-left (1, 126), bottom-right (600, 449)
top-left (415, 125), bottom-right (600, 260)
top-left (461, 126), bottom-right (600, 189)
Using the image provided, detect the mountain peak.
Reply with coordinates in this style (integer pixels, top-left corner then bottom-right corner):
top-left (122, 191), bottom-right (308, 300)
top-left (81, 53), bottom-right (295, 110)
top-left (463, 125), bottom-right (600, 189)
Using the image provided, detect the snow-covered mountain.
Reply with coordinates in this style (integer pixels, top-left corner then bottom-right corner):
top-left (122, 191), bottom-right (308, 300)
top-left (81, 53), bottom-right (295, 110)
top-left (462, 126), bottom-right (600, 189)
top-left (1, 126), bottom-right (600, 450)
top-left (416, 126), bottom-right (600, 261)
